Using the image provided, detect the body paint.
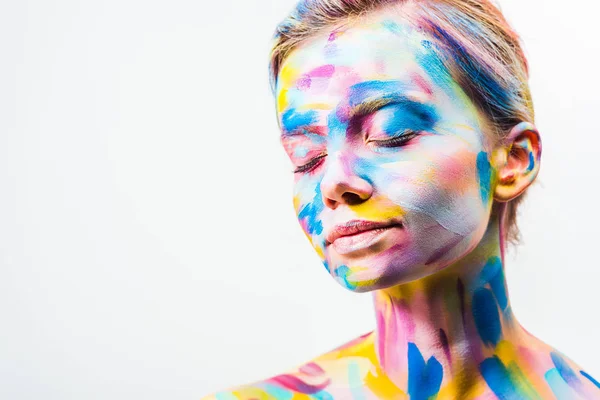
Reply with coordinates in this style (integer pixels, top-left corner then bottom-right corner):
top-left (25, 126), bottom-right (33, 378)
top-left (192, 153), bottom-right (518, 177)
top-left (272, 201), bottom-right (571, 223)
top-left (205, 4), bottom-right (598, 399)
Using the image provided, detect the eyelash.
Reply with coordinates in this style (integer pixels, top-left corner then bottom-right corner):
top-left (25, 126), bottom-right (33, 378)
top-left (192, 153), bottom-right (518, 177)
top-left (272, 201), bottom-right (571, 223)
top-left (368, 130), bottom-right (419, 148)
top-left (294, 154), bottom-right (327, 174)
top-left (292, 131), bottom-right (419, 174)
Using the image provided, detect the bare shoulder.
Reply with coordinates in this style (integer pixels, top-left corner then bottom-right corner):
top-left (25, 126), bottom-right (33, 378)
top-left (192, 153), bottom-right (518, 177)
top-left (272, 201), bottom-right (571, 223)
top-left (543, 346), bottom-right (600, 398)
top-left (202, 331), bottom-right (385, 399)
top-left (202, 331), bottom-right (600, 399)
top-left (521, 332), bottom-right (600, 399)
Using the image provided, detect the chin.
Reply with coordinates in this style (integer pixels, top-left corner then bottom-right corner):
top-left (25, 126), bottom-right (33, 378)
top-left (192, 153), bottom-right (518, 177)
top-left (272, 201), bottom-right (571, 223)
top-left (325, 227), bottom-right (480, 293)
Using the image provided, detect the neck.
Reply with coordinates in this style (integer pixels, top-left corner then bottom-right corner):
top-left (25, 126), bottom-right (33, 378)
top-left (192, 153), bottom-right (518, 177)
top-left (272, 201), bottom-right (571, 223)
top-left (372, 214), bottom-right (525, 397)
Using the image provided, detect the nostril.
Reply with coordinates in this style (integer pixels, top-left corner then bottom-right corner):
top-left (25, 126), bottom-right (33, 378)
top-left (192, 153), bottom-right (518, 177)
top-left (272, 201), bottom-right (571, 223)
top-left (324, 197), bottom-right (338, 209)
top-left (342, 192), bottom-right (366, 206)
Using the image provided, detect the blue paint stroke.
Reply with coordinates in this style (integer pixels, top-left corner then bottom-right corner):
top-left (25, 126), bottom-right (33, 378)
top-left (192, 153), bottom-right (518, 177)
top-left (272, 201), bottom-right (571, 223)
top-left (478, 257), bottom-right (508, 311)
top-left (334, 265), bottom-right (357, 290)
top-left (214, 393), bottom-right (238, 400)
top-left (380, 102), bottom-right (438, 137)
top-left (476, 152), bottom-right (492, 203)
top-left (347, 80), bottom-right (413, 108)
top-left (527, 152), bottom-right (535, 172)
top-left (312, 390), bottom-right (335, 400)
top-left (261, 383), bottom-right (295, 400)
top-left (545, 368), bottom-right (576, 400)
top-left (281, 109), bottom-right (319, 134)
top-left (322, 260), bottom-right (330, 274)
top-left (581, 370), bottom-right (600, 389)
top-left (297, 184), bottom-right (324, 236)
top-left (551, 352), bottom-right (581, 388)
top-left (348, 361), bottom-right (367, 400)
top-left (407, 342), bottom-right (443, 400)
top-left (480, 356), bottom-right (523, 400)
top-left (472, 288), bottom-right (501, 346)
top-left (425, 22), bottom-right (512, 120)
top-left (381, 19), bottom-right (404, 35)
top-left (326, 105), bottom-right (348, 141)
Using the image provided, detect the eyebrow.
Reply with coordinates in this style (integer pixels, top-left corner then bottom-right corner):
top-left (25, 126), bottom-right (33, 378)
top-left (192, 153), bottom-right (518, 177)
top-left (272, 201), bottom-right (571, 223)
top-left (349, 93), bottom-right (423, 119)
top-left (280, 80), bottom-right (434, 137)
top-left (348, 80), bottom-right (430, 118)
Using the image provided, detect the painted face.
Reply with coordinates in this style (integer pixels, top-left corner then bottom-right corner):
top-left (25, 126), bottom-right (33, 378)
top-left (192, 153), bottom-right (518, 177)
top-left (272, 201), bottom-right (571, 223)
top-left (276, 13), bottom-right (497, 292)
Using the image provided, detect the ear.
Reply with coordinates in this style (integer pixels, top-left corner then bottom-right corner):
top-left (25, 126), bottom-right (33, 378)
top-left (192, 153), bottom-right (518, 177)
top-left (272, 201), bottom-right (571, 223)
top-left (493, 122), bottom-right (542, 202)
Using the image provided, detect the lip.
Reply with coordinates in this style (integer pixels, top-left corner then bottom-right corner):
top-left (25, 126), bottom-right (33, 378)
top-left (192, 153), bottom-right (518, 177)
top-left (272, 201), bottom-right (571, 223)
top-left (325, 219), bottom-right (403, 254)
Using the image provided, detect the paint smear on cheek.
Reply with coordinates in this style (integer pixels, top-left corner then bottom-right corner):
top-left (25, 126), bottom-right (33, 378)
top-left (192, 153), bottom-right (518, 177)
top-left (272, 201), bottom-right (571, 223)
top-left (477, 151), bottom-right (493, 203)
top-left (294, 176), bottom-right (325, 236)
top-left (294, 187), bottom-right (328, 273)
top-left (349, 157), bottom-right (408, 221)
top-left (433, 158), bottom-right (470, 190)
top-left (375, 151), bottom-right (482, 237)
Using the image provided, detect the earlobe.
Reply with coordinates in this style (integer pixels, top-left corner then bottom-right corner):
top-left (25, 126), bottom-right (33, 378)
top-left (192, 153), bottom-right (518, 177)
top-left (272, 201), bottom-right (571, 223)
top-left (493, 122), bottom-right (542, 202)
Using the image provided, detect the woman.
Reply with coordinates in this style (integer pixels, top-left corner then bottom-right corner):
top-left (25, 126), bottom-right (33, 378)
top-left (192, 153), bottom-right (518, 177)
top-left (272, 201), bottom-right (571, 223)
top-left (206, 0), bottom-right (600, 398)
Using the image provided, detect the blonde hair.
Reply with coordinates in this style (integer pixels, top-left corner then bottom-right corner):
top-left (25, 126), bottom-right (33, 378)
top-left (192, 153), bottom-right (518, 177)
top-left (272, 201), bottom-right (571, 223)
top-left (269, 0), bottom-right (534, 245)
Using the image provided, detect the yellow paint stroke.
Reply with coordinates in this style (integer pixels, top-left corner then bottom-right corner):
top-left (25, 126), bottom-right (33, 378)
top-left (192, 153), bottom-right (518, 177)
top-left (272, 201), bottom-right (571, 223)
top-left (350, 197), bottom-right (405, 221)
top-left (277, 88), bottom-right (289, 113)
top-left (507, 361), bottom-right (543, 400)
top-left (496, 340), bottom-right (519, 365)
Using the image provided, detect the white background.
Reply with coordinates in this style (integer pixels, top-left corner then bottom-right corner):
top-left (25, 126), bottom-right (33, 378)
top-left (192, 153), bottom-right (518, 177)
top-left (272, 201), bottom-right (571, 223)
top-left (1, 0), bottom-right (599, 398)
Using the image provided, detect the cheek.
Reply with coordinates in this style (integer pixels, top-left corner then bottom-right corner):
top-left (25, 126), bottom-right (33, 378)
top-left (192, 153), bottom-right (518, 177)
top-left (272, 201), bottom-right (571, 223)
top-left (373, 141), bottom-right (489, 236)
top-left (293, 175), bottom-right (325, 238)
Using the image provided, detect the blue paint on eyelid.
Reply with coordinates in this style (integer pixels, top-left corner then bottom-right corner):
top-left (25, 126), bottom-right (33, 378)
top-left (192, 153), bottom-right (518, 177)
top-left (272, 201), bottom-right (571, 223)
top-left (282, 108), bottom-right (319, 133)
top-left (380, 102), bottom-right (437, 136)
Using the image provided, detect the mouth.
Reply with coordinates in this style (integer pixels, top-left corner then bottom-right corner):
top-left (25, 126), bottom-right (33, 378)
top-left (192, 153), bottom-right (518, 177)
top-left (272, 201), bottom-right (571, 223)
top-left (325, 220), bottom-right (403, 256)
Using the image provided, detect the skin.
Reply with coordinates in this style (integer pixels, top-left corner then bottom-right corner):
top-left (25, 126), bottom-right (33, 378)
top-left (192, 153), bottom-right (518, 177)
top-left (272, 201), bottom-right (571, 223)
top-left (204, 7), bottom-right (600, 400)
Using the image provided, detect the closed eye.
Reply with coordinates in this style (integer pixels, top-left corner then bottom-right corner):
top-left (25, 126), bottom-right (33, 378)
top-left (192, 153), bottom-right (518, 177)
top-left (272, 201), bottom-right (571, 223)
top-left (294, 154), bottom-right (327, 173)
top-left (367, 130), bottom-right (420, 148)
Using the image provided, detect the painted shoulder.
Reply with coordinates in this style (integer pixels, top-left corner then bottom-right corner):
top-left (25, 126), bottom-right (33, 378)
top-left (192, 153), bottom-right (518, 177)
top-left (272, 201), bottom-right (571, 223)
top-left (517, 330), bottom-right (600, 399)
top-left (202, 331), bottom-right (384, 400)
top-left (202, 333), bottom-right (600, 399)
top-left (543, 346), bottom-right (600, 399)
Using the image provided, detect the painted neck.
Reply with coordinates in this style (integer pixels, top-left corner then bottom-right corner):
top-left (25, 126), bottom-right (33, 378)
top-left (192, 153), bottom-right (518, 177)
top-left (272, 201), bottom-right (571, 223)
top-left (372, 214), bottom-right (524, 396)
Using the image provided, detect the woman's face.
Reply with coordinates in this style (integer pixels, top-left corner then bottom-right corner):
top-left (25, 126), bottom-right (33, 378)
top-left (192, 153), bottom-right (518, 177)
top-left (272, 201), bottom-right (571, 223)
top-left (276, 13), bottom-right (497, 292)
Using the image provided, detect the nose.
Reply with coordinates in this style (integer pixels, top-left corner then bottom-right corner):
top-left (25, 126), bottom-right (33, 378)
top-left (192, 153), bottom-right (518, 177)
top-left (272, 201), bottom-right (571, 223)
top-left (320, 152), bottom-right (373, 209)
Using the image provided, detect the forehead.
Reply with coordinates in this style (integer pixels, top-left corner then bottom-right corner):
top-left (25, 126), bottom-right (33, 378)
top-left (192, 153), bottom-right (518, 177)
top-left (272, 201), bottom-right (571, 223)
top-left (275, 12), bottom-right (455, 116)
